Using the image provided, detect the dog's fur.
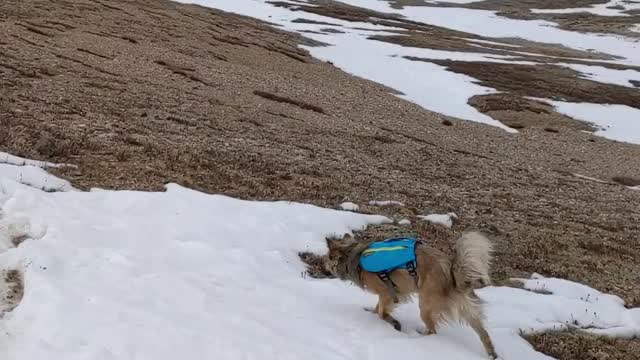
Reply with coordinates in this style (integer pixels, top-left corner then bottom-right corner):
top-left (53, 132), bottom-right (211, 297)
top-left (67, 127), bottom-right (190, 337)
top-left (325, 231), bottom-right (497, 359)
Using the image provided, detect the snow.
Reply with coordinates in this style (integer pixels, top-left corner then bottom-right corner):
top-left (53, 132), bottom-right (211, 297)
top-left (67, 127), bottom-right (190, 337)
top-left (0, 156), bottom-right (639, 360)
top-left (339, 201), bottom-right (360, 211)
top-left (0, 163), bottom-right (75, 193)
top-left (418, 212), bottom-right (458, 228)
top-left (369, 200), bottom-right (406, 207)
top-left (398, 219), bottom-right (411, 225)
top-left (507, 274), bottom-right (640, 337)
top-left (515, 273), bottom-right (625, 308)
top-left (336, 0), bottom-right (640, 65)
top-left (539, 101), bottom-right (640, 145)
top-left (0, 152), bottom-right (67, 169)
top-left (560, 63), bottom-right (640, 88)
top-left (531, 0), bottom-right (640, 17)
top-left (463, 38), bottom-right (523, 48)
top-left (571, 173), bottom-right (612, 185)
top-left (0, 153), bottom-right (75, 192)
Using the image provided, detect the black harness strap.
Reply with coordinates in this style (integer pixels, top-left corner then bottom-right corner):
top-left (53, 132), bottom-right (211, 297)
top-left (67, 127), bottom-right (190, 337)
top-left (409, 240), bottom-right (425, 287)
top-left (406, 260), bottom-right (419, 285)
top-left (378, 272), bottom-right (399, 303)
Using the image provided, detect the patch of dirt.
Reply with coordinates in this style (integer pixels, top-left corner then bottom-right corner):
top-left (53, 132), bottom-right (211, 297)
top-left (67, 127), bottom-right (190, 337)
top-left (468, 94), bottom-right (595, 132)
top-left (430, 61), bottom-right (640, 108)
top-left (1, 269), bottom-right (23, 316)
top-left (525, 330), bottom-right (640, 360)
top-left (253, 90), bottom-right (326, 114)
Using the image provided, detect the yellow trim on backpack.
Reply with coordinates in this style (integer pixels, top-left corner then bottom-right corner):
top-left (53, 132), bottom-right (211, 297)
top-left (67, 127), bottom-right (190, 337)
top-left (362, 246), bottom-right (407, 256)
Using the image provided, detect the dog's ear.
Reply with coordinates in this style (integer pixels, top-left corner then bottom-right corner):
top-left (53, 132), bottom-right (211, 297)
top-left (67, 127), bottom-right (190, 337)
top-left (326, 237), bottom-right (338, 252)
top-left (341, 233), bottom-right (356, 246)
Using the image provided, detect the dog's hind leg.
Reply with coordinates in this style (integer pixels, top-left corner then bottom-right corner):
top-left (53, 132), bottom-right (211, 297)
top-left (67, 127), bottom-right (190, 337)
top-left (418, 294), bottom-right (441, 335)
top-left (376, 295), bottom-right (401, 331)
top-left (465, 314), bottom-right (497, 359)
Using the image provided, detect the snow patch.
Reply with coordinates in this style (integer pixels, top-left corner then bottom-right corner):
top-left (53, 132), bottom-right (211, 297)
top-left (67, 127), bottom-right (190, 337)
top-left (0, 163), bottom-right (75, 193)
top-left (531, 0), bottom-right (640, 17)
top-left (571, 173), bottom-right (612, 185)
top-left (505, 274), bottom-right (640, 337)
top-left (462, 38), bottom-right (523, 48)
top-left (418, 213), bottom-right (458, 228)
top-left (540, 101), bottom-right (640, 145)
top-left (398, 219), bottom-right (411, 225)
top-left (514, 273), bottom-right (625, 308)
top-left (0, 152), bottom-right (69, 169)
top-left (560, 63), bottom-right (640, 88)
top-left (338, 201), bottom-right (360, 212)
top-left (337, 0), bottom-right (640, 64)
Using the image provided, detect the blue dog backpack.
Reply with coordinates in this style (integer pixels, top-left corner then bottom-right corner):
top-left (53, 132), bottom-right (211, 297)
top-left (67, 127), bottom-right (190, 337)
top-left (359, 237), bottom-right (417, 274)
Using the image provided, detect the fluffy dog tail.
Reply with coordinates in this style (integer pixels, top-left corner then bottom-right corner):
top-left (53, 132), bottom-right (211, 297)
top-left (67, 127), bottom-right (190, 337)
top-left (451, 231), bottom-right (493, 290)
top-left (446, 231), bottom-right (497, 358)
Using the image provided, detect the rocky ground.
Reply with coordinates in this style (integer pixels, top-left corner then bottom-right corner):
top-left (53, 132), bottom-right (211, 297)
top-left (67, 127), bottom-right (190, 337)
top-left (1, 0), bottom-right (639, 358)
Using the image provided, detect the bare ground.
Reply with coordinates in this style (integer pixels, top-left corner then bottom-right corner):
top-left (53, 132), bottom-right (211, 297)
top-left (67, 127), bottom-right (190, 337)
top-left (0, 269), bottom-right (23, 317)
top-left (525, 330), bottom-right (640, 359)
top-left (1, 0), bottom-right (640, 358)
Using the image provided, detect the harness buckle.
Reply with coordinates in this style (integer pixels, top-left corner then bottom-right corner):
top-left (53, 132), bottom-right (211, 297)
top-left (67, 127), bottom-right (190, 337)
top-left (406, 260), bottom-right (419, 287)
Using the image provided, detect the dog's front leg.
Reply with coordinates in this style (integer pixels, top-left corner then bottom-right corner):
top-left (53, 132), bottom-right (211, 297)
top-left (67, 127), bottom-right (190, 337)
top-left (376, 296), bottom-right (401, 331)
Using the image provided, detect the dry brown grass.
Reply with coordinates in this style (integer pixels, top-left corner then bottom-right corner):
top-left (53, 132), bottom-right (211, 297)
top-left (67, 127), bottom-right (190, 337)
top-left (2, 269), bottom-right (23, 316)
top-left (432, 61), bottom-right (640, 109)
top-left (525, 330), bottom-right (640, 360)
top-left (253, 90), bottom-right (326, 114)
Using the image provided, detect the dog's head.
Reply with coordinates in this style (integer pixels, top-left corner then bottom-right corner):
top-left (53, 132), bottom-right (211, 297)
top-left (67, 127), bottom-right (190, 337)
top-left (324, 234), bottom-right (359, 279)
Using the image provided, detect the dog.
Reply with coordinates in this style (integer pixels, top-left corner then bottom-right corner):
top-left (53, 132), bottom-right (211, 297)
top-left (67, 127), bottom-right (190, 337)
top-left (324, 231), bottom-right (497, 359)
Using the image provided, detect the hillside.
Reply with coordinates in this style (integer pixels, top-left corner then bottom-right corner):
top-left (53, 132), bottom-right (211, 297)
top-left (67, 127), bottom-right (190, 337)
top-left (1, 0), bottom-right (639, 359)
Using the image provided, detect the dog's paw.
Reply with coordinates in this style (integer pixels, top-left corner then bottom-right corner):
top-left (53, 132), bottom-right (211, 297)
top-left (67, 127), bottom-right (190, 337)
top-left (416, 328), bottom-right (436, 335)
